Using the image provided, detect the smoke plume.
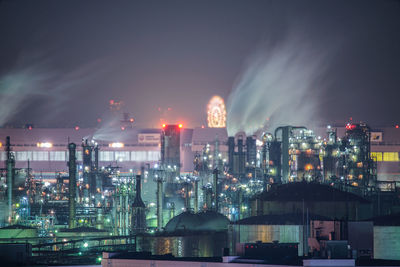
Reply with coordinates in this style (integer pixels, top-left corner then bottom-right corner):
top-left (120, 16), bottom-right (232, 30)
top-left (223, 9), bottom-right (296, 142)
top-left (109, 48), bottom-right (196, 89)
top-left (0, 52), bottom-right (108, 127)
top-left (226, 31), bottom-right (334, 136)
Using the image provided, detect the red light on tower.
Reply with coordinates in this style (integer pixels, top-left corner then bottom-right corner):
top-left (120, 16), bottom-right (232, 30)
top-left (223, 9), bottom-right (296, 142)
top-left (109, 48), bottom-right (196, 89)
top-left (75, 126), bottom-right (79, 131)
top-left (178, 124), bottom-right (183, 129)
top-left (396, 125), bottom-right (399, 129)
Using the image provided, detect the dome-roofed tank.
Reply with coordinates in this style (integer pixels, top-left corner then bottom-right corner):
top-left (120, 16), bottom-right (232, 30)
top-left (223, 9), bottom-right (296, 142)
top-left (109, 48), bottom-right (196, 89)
top-left (164, 211), bottom-right (229, 233)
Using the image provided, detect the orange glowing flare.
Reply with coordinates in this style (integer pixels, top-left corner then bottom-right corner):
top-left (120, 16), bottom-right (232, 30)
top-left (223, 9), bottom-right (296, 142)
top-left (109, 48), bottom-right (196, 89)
top-left (304, 164), bottom-right (313, 171)
top-left (178, 124), bottom-right (183, 128)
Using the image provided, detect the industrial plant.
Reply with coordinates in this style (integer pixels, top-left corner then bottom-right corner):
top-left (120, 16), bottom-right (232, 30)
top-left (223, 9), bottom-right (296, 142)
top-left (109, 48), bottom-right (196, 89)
top-left (0, 98), bottom-right (400, 266)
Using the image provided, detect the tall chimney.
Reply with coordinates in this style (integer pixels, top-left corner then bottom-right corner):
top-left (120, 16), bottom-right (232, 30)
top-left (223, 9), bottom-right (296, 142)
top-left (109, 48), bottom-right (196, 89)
top-left (228, 137), bottom-right (235, 173)
top-left (6, 136), bottom-right (14, 224)
top-left (213, 168), bottom-right (219, 212)
top-left (155, 175), bottom-right (163, 231)
top-left (68, 143), bottom-right (77, 229)
top-left (131, 174), bottom-right (146, 233)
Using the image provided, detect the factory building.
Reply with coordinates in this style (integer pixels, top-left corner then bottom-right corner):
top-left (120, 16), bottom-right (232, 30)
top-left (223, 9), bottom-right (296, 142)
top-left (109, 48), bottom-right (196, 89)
top-left (0, 128), bottom-right (161, 175)
top-left (250, 182), bottom-right (372, 220)
top-left (1, 123), bottom-right (400, 264)
top-left (1, 124), bottom-right (399, 183)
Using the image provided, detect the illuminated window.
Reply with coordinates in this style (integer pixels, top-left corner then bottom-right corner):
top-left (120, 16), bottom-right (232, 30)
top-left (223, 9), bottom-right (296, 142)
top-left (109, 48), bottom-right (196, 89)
top-left (76, 151), bottom-right (83, 161)
top-left (371, 152), bottom-right (382, 161)
top-left (115, 151), bottom-right (130, 161)
top-left (131, 151), bottom-right (146, 161)
top-left (49, 151), bottom-right (66, 161)
top-left (16, 151), bottom-right (32, 161)
top-left (32, 151), bottom-right (48, 161)
top-left (99, 151), bottom-right (114, 161)
top-left (383, 152), bottom-right (399, 162)
top-left (147, 151), bottom-right (160, 161)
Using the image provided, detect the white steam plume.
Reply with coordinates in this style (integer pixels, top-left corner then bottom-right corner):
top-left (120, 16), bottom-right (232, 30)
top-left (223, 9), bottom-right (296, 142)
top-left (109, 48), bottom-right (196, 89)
top-left (226, 31), bottom-right (334, 136)
top-left (0, 52), bottom-right (108, 126)
top-left (92, 115), bottom-right (133, 142)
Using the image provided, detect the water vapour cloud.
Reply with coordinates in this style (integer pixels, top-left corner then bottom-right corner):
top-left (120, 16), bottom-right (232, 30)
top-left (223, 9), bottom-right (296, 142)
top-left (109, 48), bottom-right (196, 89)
top-left (0, 52), bottom-right (108, 127)
top-left (226, 30), bottom-right (335, 136)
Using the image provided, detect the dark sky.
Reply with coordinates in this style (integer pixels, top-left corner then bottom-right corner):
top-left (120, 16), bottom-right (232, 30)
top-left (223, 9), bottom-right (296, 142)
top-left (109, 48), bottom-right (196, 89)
top-left (0, 0), bottom-right (399, 129)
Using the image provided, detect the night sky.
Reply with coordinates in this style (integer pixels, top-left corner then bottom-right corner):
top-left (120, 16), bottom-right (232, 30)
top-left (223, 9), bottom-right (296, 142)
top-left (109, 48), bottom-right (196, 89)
top-left (0, 0), bottom-right (399, 130)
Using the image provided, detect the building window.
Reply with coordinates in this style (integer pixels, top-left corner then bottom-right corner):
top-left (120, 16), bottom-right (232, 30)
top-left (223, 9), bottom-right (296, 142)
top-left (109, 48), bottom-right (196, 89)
top-left (148, 151), bottom-right (160, 161)
top-left (115, 151), bottom-right (130, 162)
top-left (16, 151), bottom-right (33, 161)
top-left (383, 152), bottom-right (399, 162)
top-left (49, 151), bottom-right (66, 161)
top-left (131, 151), bottom-right (147, 161)
top-left (32, 151), bottom-right (49, 161)
top-left (371, 152), bottom-right (382, 162)
top-left (100, 151), bottom-right (114, 161)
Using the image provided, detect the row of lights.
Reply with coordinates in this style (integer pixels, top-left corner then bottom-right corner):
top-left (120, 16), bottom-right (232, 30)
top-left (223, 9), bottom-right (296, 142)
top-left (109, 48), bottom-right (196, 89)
top-left (35, 142), bottom-right (125, 148)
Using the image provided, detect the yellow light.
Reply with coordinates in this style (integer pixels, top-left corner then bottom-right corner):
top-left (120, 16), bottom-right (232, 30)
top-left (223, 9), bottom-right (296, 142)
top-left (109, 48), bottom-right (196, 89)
top-left (162, 124), bottom-right (166, 128)
top-left (37, 142), bottom-right (53, 148)
top-left (178, 124), bottom-right (183, 128)
top-left (109, 142), bottom-right (124, 148)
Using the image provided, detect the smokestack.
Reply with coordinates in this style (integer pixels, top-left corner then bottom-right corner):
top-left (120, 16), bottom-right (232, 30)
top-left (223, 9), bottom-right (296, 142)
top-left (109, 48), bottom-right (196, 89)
top-left (246, 136), bottom-right (257, 166)
top-left (155, 175), bottom-right (163, 231)
top-left (281, 127), bottom-right (290, 183)
top-left (228, 137), bottom-right (235, 173)
top-left (169, 202), bottom-right (175, 220)
top-left (68, 143), bottom-right (77, 229)
top-left (213, 168), bottom-right (219, 212)
top-left (262, 134), bottom-right (268, 187)
top-left (193, 178), bottom-right (199, 213)
top-left (94, 145), bottom-right (102, 207)
top-left (6, 136), bottom-right (14, 224)
top-left (202, 185), bottom-right (213, 211)
top-left (131, 174), bottom-right (146, 233)
top-left (183, 181), bottom-right (190, 211)
top-left (238, 137), bottom-right (244, 175)
top-left (214, 135), bottom-right (221, 171)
